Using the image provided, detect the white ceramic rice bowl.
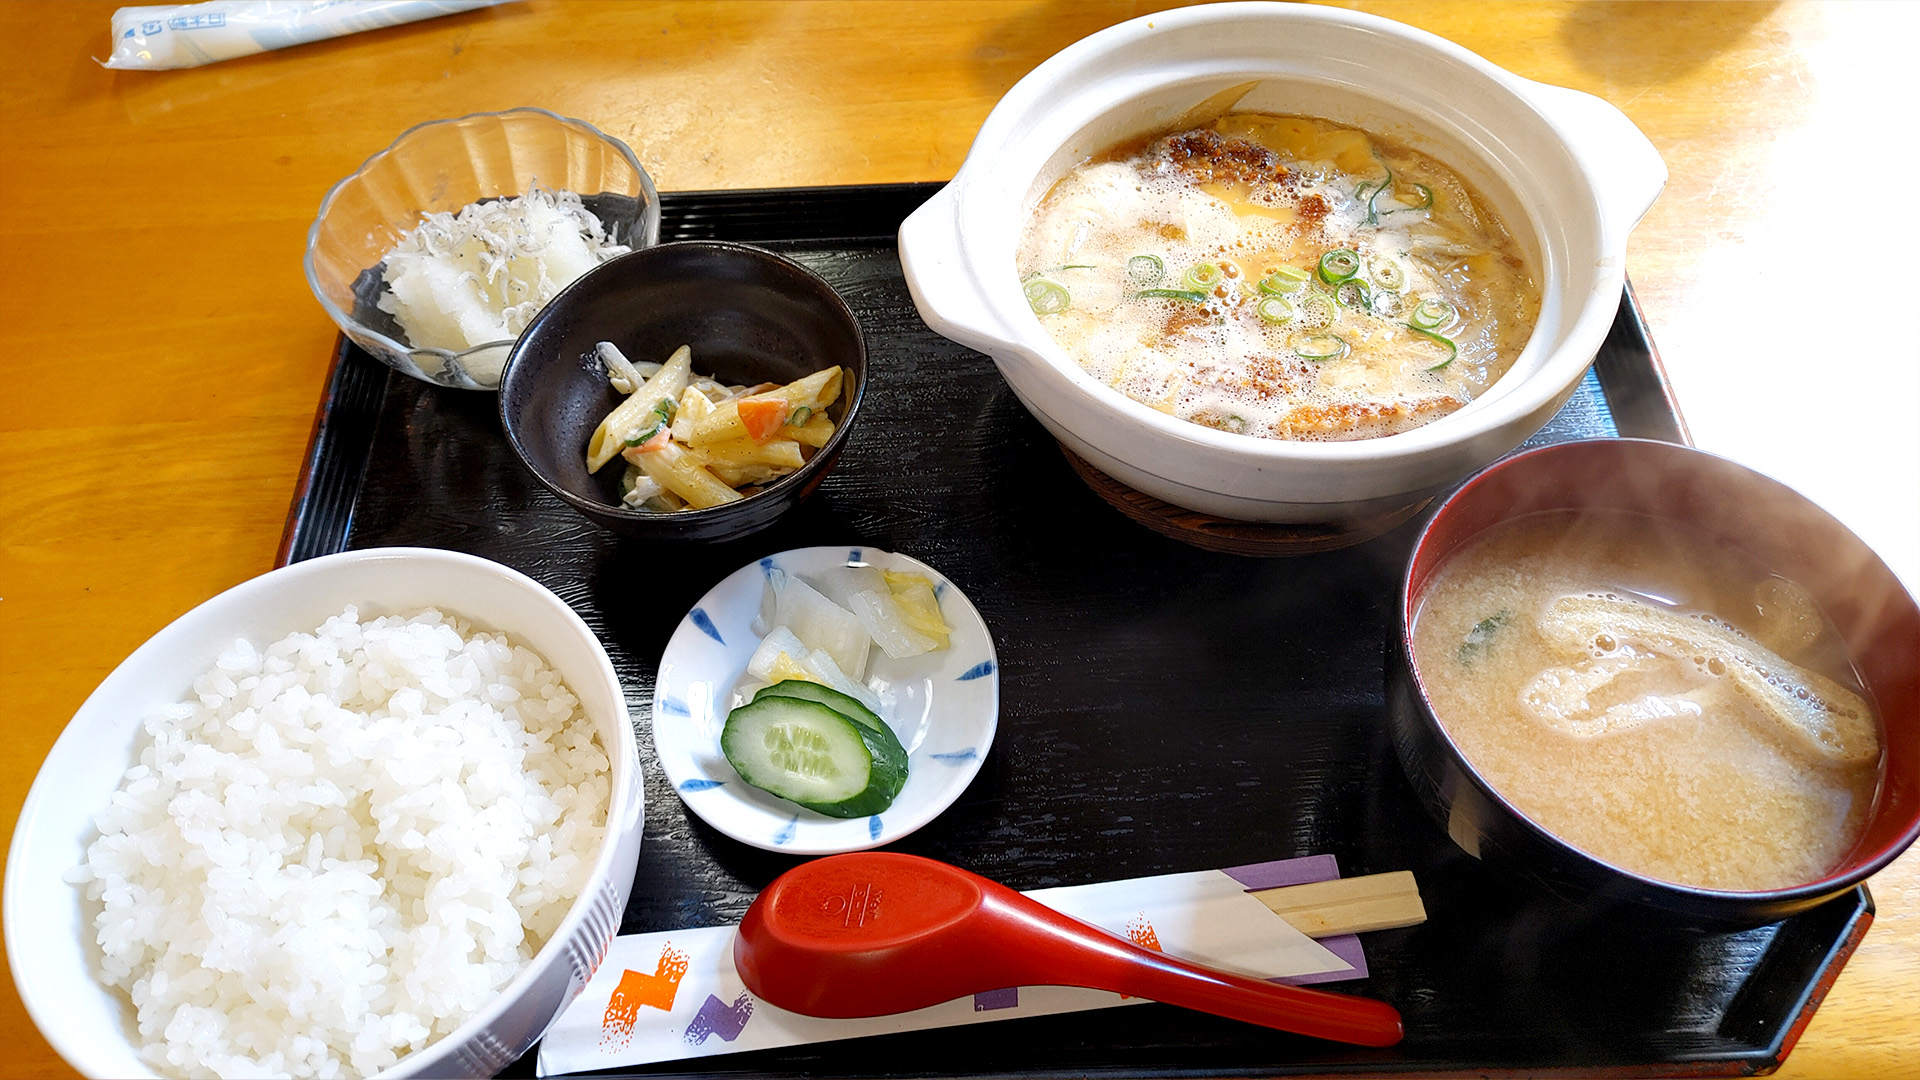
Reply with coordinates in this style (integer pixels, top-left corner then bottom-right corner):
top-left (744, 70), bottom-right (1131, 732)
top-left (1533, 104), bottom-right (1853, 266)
top-left (4, 547), bottom-right (645, 1079)
top-left (899, 2), bottom-right (1666, 522)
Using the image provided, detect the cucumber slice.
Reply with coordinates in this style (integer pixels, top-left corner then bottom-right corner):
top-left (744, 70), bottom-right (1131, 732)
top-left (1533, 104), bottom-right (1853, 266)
top-left (721, 696), bottom-right (906, 817)
top-left (752, 679), bottom-right (908, 773)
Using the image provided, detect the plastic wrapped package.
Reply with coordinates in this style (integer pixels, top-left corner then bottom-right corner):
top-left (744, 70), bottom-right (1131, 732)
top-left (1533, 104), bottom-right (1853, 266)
top-left (104, 0), bottom-right (512, 70)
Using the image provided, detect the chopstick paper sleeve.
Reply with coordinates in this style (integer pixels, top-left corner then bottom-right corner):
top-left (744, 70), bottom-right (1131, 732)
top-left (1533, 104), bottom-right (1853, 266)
top-left (536, 859), bottom-right (1357, 1075)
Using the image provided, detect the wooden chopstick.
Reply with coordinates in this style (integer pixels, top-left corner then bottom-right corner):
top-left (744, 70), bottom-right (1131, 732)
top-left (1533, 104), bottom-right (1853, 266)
top-left (1250, 870), bottom-right (1426, 938)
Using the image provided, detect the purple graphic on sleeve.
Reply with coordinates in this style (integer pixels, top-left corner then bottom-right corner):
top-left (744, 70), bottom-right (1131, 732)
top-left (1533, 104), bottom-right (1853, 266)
top-left (973, 987), bottom-right (1019, 1011)
top-left (1220, 854), bottom-right (1369, 984)
top-left (683, 992), bottom-right (754, 1043)
top-left (1219, 854), bottom-right (1340, 891)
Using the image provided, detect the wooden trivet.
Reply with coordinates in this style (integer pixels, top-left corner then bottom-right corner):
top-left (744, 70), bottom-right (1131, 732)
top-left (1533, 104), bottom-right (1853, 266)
top-left (1059, 445), bottom-right (1431, 556)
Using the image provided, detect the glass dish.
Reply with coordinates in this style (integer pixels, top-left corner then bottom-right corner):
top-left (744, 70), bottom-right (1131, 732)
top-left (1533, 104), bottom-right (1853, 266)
top-left (303, 108), bottom-right (660, 390)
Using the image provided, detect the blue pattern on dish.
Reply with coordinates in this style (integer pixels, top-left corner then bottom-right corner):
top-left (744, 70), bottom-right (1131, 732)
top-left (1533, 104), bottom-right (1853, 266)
top-left (658, 695), bottom-right (691, 717)
top-left (690, 608), bottom-right (725, 645)
top-left (869, 815), bottom-right (883, 839)
top-left (958, 660), bottom-right (996, 681)
top-left (679, 778), bottom-right (725, 792)
top-left (774, 816), bottom-right (798, 846)
top-left (930, 748), bottom-right (978, 764)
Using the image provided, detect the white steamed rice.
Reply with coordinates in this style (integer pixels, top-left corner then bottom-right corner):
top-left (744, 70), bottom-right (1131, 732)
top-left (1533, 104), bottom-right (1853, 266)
top-left (68, 606), bottom-right (611, 1079)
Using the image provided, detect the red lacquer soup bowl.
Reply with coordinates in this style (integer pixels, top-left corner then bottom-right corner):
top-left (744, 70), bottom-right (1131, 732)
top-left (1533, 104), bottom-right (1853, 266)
top-left (1388, 438), bottom-right (1918, 928)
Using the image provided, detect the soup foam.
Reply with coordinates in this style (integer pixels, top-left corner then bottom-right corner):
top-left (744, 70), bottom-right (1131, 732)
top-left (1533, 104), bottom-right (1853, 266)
top-left (1018, 115), bottom-right (1539, 442)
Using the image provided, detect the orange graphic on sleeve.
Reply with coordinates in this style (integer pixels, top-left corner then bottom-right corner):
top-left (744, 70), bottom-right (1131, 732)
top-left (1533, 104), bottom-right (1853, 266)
top-left (600, 943), bottom-right (691, 1051)
top-left (1120, 914), bottom-right (1163, 1000)
top-left (1125, 914), bottom-right (1163, 952)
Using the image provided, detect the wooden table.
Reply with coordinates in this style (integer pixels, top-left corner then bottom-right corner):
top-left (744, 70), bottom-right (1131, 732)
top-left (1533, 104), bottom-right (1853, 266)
top-left (2, 2), bottom-right (1914, 1076)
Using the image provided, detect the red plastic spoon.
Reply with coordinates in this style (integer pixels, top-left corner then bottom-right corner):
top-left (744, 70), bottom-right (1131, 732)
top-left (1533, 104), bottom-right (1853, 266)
top-left (734, 852), bottom-right (1404, 1047)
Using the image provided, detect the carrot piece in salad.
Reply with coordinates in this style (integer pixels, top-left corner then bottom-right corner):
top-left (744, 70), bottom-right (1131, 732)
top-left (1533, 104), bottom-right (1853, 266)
top-left (736, 397), bottom-right (789, 443)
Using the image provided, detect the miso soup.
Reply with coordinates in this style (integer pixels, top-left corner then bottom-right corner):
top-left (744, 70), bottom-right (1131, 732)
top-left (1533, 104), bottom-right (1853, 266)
top-left (1412, 510), bottom-right (1882, 892)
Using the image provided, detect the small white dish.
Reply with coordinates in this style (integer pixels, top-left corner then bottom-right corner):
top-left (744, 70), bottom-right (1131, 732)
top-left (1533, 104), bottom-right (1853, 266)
top-left (653, 546), bottom-right (998, 854)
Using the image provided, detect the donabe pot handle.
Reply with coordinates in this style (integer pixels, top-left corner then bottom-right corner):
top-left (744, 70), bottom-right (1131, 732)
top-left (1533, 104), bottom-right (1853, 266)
top-left (898, 183), bottom-right (1022, 356)
top-left (1515, 79), bottom-right (1667, 250)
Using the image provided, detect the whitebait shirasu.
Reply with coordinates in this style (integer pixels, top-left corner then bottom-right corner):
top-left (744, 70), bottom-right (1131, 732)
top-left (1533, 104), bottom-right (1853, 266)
top-left (376, 186), bottom-right (630, 352)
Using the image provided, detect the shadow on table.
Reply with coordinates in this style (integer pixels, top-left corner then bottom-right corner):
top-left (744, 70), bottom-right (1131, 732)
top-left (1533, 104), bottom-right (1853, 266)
top-left (1559, 1), bottom-right (1783, 84)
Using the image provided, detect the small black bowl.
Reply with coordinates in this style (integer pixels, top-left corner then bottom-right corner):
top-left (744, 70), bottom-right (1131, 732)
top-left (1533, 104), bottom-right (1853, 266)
top-left (499, 241), bottom-right (867, 541)
top-left (1389, 439), bottom-right (1920, 930)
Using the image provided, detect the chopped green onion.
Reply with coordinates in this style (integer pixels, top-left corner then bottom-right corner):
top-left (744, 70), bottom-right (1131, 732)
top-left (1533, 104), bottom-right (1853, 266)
top-left (1371, 179), bottom-right (1434, 223)
top-left (1225, 414), bottom-right (1248, 434)
top-left (1183, 262), bottom-right (1224, 291)
top-left (1298, 291), bottom-right (1337, 329)
top-left (1256, 296), bottom-right (1294, 325)
top-left (1134, 288), bottom-right (1208, 301)
top-left (1059, 264), bottom-right (1096, 271)
top-left (1318, 249), bottom-right (1361, 284)
top-left (1410, 297), bottom-right (1456, 331)
top-left (1292, 332), bottom-right (1351, 362)
top-left (1357, 145), bottom-right (1394, 225)
top-left (1405, 323), bottom-right (1458, 370)
top-left (1371, 258), bottom-right (1406, 290)
top-left (1025, 278), bottom-right (1070, 315)
top-left (787, 406), bottom-right (813, 426)
top-left (1258, 265), bottom-right (1309, 295)
top-left (622, 398), bottom-right (677, 446)
top-left (1334, 278), bottom-right (1373, 312)
top-left (1366, 170), bottom-right (1393, 225)
top-left (1127, 254), bottom-right (1165, 286)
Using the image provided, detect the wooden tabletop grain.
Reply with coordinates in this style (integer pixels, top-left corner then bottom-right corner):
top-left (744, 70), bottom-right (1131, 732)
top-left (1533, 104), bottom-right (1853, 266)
top-left (2, 2), bottom-right (1914, 1077)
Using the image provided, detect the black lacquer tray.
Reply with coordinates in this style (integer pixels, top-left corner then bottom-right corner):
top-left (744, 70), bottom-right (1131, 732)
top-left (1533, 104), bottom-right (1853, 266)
top-left (281, 183), bottom-right (1871, 1078)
